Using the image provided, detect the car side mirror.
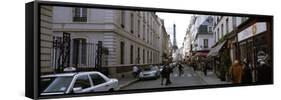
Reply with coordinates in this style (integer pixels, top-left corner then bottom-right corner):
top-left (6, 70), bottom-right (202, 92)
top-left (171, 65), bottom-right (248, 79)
top-left (73, 87), bottom-right (82, 93)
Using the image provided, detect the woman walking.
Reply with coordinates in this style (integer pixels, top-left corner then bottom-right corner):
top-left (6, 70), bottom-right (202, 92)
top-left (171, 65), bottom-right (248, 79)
top-left (229, 60), bottom-right (243, 84)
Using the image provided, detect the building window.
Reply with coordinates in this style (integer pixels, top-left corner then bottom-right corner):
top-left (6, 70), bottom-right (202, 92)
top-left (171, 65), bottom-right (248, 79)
top-left (241, 17), bottom-right (248, 23)
top-left (137, 20), bottom-right (140, 38)
top-left (150, 32), bottom-right (152, 45)
top-left (214, 17), bottom-right (217, 26)
top-left (130, 45), bottom-right (134, 64)
top-left (120, 42), bottom-right (124, 64)
top-left (130, 13), bottom-right (134, 33)
top-left (214, 21), bottom-right (216, 26)
top-left (152, 21), bottom-right (154, 31)
top-left (147, 51), bottom-right (149, 63)
top-left (121, 11), bottom-right (125, 28)
top-left (143, 12), bottom-right (146, 22)
top-left (214, 31), bottom-right (216, 42)
top-left (226, 18), bottom-right (229, 34)
top-left (73, 8), bottom-right (87, 22)
top-left (143, 49), bottom-right (145, 64)
top-left (150, 17), bottom-right (152, 26)
top-left (147, 28), bottom-right (149, 43)
top-left (208, 26), bottom-right (212, 33)
top-left (137, 47), bottom-right (140, 64)
top-left (72, 38), bottom-right (87, 66)
top-left (203, 39), bottom-right (208, 48)
top-left (217, 28), bottom-right (220, 40)
top-left (150, 51), bottom-right (152, 63)
top-left (143, 25), bottom-right (145, 40)
top-left (221, 24), bottom-right (224, 38)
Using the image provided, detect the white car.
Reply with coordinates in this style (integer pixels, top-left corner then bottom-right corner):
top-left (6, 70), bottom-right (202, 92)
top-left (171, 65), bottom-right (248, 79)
top-left (139, 66), bottom-right (160, 80)
top-left (40, 71), bottom-right (118, 95)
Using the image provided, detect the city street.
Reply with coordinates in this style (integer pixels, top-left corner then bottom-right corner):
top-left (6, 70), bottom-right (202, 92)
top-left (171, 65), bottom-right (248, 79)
top-left (121, 65), bottom-right (225, 90)
top-left (38, 6), bottom-right (273, 95)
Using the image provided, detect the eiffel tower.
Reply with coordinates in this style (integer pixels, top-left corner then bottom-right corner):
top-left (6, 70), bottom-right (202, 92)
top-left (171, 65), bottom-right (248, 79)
top-left (172, 24), bottom-right (178, 52)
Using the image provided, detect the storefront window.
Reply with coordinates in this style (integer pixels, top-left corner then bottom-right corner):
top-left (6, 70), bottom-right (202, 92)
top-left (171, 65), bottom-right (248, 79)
top-left (239, 41), bottom-right (247, 61)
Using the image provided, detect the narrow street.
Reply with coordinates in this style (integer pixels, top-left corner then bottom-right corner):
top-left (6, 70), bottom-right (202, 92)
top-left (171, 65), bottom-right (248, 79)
top-left (37, 6), bottom-right (273, 96)
top-left (121, 65), bottom-right (208, 90)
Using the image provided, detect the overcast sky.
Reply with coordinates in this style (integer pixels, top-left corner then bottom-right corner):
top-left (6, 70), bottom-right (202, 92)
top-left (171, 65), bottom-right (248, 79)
top-left (156, 12), bottom-right (192, 48)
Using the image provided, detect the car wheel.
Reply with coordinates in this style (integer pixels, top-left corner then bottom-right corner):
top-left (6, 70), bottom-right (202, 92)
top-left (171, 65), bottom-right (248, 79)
top-left (154, 76), bottom-right (158, 80)
top-left (109, 88), bottom-right (114, 92)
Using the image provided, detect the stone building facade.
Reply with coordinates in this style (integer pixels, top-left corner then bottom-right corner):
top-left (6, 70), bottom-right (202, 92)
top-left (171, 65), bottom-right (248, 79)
top-left (51, 6), bottom-right (164, 75)
top-left (40, 6), bottom-right (53, 74)
top-left (189, 15), bottom-right (214, 56)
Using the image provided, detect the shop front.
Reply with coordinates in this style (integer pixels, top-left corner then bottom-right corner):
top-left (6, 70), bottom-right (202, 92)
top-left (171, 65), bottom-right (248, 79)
top-left (237, 22), bottom-right (272, 82)
top-left (207, 41), bottom-right (231, 81)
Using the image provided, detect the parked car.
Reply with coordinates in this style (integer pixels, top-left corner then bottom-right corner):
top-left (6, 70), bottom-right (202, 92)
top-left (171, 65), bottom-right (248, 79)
top-left (139, 66), bottom-right (160, 80)
top-left (40, 71), bottom-right (118, 95)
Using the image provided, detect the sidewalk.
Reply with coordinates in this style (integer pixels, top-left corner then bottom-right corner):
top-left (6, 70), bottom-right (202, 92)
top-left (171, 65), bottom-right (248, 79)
top-left (110, 71), bottom-right (139, 89)
top-left (195, 70), bottom-right (231, 85)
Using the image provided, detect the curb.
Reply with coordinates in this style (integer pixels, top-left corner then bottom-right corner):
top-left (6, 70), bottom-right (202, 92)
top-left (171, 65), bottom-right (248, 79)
top-left (119, 79), bottom-right (139, 89)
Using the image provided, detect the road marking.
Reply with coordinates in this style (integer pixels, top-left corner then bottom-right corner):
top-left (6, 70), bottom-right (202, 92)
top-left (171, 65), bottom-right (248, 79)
top-left (174, 74), bottom-right (178, 77)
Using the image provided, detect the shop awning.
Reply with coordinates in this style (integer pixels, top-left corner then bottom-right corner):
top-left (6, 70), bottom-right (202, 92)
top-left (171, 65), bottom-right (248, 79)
top-left (207, 41), bottom-right (226, 57)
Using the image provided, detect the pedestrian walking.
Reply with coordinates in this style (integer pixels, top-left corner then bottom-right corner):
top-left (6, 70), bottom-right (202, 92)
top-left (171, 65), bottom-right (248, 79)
top-left (178, 63), bottom-right (184, 76)
top-left (166, 65), bottom-right (173, 85)
top-left (256, 59), bottom-right (273, 84)
top-left (160, 63), bottom-right (168, 85)
top-left (132, 65), bottom-right (139, 78)
top-left (241, 58), bottom-right (253, 84)
top-left (160, 67), bottom-right (165, 85)
top-left (229, 60), bottom-right (243, 84)
top-left (160, 63), bottom-right (173, 86)
top-left (191, 62), bottom-right (196, 71)
top-left (203, 62), bottom-right (208, 76)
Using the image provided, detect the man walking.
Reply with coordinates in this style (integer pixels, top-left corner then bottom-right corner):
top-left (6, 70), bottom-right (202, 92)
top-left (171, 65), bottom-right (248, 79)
top-left (132, 65), bottom-right (139, 78)
top-left (203, 62), bottom-right (208, 76)
top-left (161, 63), bottom-right (172, 85)
top-left (241, 58), bottom-right (252, 83)
top-left (161, 64), bottom-right (168, 85)
top-left (178, 63), bottom-right (184, 76)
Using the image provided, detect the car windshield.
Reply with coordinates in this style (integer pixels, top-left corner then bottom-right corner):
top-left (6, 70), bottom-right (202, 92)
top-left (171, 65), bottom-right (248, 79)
top-left (143, 67), bottom-right (158, 71)
top-left (42, 76), bottom-right (73, 93)
top-left (143, 68), bottom-right (151, 71)
top-left (151, 67), bottom-right (158, 70)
